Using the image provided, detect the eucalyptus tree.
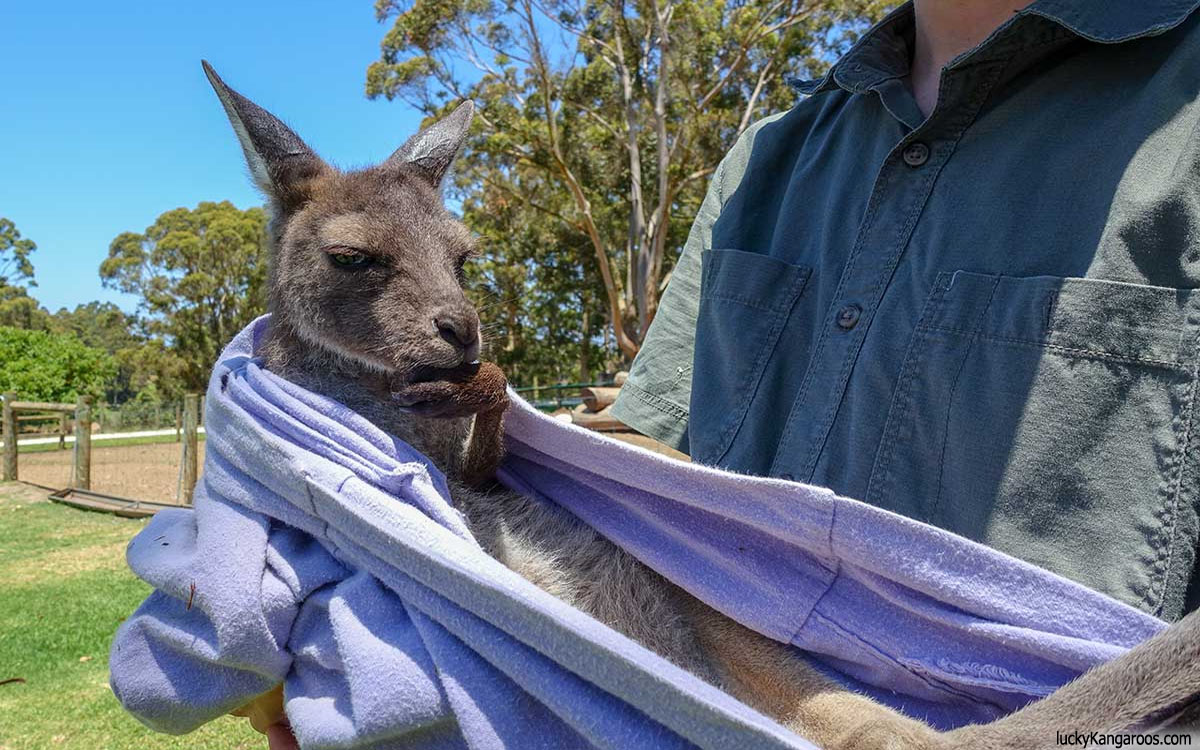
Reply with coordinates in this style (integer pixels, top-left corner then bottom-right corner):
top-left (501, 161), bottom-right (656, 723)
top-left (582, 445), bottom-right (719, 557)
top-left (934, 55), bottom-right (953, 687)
top-left (368, 0), bottom-right (886, 368)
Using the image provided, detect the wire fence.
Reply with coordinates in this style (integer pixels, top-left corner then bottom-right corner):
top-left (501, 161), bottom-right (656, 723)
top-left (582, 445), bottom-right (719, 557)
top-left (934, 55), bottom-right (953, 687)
top-left (93, 400), bottom-right (186, 433)
top-left (2, 394), bottom-right (202, 506)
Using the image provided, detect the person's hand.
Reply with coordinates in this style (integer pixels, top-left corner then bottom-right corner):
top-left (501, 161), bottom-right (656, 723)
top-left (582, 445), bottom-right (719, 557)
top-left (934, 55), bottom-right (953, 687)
top-left (231, 684), bottom-right (290, 740)
top-left (265, 721), bottom-right (299, 750)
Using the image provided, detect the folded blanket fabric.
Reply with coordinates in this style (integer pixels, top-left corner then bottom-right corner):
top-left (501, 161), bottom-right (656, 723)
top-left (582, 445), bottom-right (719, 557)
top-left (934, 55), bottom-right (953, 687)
top-left (109, 316), bottom-right (1166, 750)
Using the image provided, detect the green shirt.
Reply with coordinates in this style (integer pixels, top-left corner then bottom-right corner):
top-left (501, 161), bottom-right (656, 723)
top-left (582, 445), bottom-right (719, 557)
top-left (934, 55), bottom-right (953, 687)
top-left (612, 0), bottom-right (1200, 621)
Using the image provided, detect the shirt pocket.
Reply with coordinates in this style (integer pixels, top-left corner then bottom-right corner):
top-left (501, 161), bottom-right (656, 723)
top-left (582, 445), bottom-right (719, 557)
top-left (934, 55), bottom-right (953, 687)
top-left (688, 249), bottom-right (810, 465)
top-left (867, 271), bottom-right (1200, 616)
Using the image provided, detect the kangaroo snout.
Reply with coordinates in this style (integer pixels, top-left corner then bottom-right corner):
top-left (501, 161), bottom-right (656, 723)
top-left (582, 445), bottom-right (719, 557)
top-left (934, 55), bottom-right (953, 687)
top-left (432, 306), bottom-right (481, 364)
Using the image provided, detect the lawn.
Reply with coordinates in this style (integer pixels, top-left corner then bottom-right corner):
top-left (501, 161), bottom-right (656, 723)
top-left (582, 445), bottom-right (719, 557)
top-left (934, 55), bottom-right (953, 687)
top-left (0, 481), bottom-right (261, 750)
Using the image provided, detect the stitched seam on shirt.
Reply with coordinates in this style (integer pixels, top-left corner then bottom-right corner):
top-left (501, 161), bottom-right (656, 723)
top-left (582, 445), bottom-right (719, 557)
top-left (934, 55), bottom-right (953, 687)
top-left (618, 380), bottom-right (689, 421)
top-left (716, 158), bottom-right (729, 206)
top-left (712, 270), bottom-right (809, 463)
top-left (700, 292), bottom-right (794, 312)
top-left (1148, 321), bottom-right (1200, 614)
top-left (769, 134), bottom-right (893, 476)
top-left (929, 277), bottom-right (1002, 523)
top-left (918, 326), bottom-right (1186, 368)
top-left (1025, 3), bottom-right (1198, 45)
top-left (866, 285), bottom-right (951, 507)
top-left (799, 151), bottom-right (939, 472)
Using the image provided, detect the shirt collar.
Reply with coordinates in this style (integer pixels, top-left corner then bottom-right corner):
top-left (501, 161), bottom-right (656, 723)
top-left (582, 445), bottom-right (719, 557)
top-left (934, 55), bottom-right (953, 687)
top-left (791, 0), bottom-right (1200, 96)
top-left (1027, 0), bottom-right (1200, 43)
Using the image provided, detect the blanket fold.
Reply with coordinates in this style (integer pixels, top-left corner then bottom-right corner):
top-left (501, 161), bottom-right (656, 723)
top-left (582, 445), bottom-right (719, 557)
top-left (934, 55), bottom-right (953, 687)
top-left (110, 316), bottom-right (1166, 749)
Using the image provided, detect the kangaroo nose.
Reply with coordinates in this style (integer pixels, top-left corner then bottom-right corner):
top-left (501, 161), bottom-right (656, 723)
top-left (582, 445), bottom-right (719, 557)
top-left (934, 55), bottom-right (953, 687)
top-left (433, 311), bottom-right (480, 362)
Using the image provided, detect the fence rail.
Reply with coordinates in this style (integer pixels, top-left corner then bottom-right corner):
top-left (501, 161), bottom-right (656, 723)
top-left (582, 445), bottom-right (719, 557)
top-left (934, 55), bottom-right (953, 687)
top-left (514, 381), bottom-right (612, 411)
top-left (10, 400), bottom-right (75, 412)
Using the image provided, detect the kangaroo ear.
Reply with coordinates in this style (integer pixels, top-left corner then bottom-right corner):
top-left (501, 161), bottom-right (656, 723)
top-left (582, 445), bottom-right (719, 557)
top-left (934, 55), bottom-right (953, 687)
top-left (202, 61), bottom-right (329, 209)
top-left (386, 100), bottom-right (474, 187)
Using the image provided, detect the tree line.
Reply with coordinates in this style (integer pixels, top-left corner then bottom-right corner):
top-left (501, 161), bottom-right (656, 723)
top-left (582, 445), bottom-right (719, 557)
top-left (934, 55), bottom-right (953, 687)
top-left (0, 203), bottom-right (264, 406)
top-left (1, 0), bottom-right (884, 406)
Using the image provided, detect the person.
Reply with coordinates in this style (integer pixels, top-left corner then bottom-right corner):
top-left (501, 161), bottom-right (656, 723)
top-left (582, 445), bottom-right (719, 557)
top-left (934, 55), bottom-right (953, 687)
top-left (256, 0), bottom-right (1200, 744)
top-left (611, 0), bottom-right (1200, 623)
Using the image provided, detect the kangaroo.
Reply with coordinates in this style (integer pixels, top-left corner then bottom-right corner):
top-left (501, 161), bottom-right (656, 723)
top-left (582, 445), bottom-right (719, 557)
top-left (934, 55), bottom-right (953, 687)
top-left (203, 62), bottom-right (1200, 750)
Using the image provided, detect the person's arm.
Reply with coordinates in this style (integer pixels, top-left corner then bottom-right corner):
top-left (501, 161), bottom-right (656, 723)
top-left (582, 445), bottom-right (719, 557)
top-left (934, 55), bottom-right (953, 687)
top-left (230, 684), bottom-right (285, 733)
top-left (610, 158), bottom-right (726, 453)
top-left (231, 684), bottom-right (300, 749)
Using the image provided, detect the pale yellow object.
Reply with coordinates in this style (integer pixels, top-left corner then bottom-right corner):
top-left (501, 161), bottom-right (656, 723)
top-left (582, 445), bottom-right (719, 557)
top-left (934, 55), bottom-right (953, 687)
top-left (230, 683), bottom-right (285, 734)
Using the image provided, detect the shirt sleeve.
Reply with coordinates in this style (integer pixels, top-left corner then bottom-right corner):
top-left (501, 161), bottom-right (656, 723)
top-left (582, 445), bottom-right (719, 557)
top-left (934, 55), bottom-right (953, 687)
top-left (612, 156), bottom-right (728, 452)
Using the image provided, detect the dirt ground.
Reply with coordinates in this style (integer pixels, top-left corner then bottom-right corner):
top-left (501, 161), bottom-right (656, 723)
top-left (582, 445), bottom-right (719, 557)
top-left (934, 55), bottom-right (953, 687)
top-left (16, 442), bottom-right (206, 504)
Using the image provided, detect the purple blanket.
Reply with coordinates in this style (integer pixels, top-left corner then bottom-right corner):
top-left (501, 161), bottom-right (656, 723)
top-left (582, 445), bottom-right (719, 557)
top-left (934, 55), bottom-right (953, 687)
top-left (109, 317), bottom-right (1166, 749)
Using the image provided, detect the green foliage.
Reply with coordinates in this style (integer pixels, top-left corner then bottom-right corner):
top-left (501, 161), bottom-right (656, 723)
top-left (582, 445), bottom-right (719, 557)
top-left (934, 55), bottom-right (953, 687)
top-left (49, 302), bottom-right (186, 404)
top-left (51, 301), bottom-right (140, 354)
top-left (0, 283), bottom-right (51, 330)
top-left (369, 0), bottom-right (888, 380)
top-left (0, 326), bottom-right (117, 402)
top-left (0, 217), bottom-right (37, 287)
top-left (100, 201), bottom-right (269, 392)
top-left (0, 218), bottom-right (51, 331)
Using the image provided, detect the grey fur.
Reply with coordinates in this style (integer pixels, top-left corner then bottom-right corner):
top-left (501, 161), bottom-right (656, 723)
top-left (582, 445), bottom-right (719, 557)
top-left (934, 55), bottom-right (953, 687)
top-left (387, 100), bottom-right (475, 188)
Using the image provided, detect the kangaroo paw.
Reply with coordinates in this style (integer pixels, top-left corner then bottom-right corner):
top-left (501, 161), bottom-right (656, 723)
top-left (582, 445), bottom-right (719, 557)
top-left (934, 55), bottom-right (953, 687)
top-left (391, 361), bottom-right (509, 418)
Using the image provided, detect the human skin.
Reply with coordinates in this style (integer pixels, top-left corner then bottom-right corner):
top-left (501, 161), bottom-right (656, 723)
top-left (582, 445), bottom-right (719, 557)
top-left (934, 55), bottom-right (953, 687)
top-left (909, 0), bottom-right (1032, 115)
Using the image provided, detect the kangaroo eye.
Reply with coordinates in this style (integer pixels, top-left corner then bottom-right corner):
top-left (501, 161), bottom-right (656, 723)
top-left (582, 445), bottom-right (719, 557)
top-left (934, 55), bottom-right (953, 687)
top-left (325, 249), bottom-right (374, 268)
top-left (455, 249), bottom-right (477, 281)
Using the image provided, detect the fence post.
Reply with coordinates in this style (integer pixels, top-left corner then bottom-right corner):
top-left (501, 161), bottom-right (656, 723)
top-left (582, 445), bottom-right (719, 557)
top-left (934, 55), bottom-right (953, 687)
top-left (175, 402), bottom-right (182, 442)
top-left (59, 413), bottom-right (68, 450)
top-left (2, 392), bottom-right (16, 482)
top-left (182, 393), bottom-right (200, 505)
top-left (73, 395), bottom-right (92, 490)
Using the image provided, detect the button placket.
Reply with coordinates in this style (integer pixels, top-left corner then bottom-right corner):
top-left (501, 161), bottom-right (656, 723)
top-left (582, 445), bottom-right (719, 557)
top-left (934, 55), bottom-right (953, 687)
top-left (767, 59), bottom-right (1010, 482)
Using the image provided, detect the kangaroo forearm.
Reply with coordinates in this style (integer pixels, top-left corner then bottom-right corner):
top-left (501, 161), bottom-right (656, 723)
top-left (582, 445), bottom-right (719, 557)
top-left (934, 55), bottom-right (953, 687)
top-left (461, 404), bottom-right (507, 487)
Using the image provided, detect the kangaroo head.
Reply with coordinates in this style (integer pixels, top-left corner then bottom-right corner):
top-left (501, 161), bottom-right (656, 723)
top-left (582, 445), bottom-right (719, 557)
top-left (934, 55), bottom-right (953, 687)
top-left (202, 61), bottom-right (481, 381)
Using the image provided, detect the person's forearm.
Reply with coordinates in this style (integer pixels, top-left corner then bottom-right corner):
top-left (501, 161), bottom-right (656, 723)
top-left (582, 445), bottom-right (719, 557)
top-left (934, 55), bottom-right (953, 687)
top-left (231, 683), bottom-right (284, 734)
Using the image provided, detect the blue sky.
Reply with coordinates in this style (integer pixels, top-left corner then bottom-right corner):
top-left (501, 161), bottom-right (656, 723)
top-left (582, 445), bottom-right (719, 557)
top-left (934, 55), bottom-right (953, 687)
top-left (0, 2), bottom-right (426, 313)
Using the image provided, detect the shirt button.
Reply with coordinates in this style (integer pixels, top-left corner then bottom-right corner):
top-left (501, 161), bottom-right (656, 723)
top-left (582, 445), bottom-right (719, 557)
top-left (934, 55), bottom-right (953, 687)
top-left (902, 141), bottom-right (930, 167)
top-left (836, 304), bottom-right (862, 330)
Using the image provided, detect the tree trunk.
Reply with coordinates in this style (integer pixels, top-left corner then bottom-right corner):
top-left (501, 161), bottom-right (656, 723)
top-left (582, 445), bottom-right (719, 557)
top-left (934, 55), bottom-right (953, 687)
top-left (579, 297), bottom-right (591, 383)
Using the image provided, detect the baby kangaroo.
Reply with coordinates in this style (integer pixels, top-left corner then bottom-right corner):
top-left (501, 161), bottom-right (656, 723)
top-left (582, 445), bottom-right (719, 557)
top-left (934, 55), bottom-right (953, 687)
top-left (204, 62), bottom-right (1200, 750)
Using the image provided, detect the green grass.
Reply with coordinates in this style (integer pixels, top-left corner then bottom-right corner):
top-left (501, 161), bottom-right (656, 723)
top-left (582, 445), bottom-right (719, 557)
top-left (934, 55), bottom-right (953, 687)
top-left (0, 481), bottom-right (260, 750)
top-left (15, 433), bottom-right (205, 455)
